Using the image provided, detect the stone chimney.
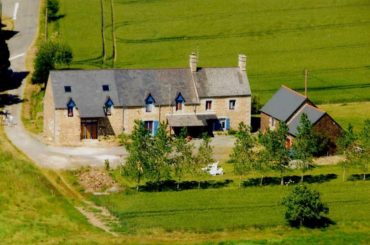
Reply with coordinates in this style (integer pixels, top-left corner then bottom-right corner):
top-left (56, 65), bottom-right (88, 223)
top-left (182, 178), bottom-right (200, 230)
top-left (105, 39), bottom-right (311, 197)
top-left (238, 54), bottom-right (247, 72)
top-left (189, 53), bottom-right (197, 72)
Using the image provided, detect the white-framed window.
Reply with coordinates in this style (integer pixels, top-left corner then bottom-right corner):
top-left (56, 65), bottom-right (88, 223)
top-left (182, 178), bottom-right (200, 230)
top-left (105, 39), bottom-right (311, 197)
top-left (229, 100), bottom-right (236, 110)
top-left (205, 100), bottom-right (212, 111)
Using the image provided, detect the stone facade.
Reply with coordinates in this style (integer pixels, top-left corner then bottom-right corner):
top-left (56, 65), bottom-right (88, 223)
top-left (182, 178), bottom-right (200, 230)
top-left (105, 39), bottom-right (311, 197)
top-left (44, 82), bottom-right (251, 145)
top-left (260, 112), bottom-right (279, 133)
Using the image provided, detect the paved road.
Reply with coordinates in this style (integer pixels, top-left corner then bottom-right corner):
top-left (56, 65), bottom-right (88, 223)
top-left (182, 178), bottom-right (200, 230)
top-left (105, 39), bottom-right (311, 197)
top-left (2, 0), bottom-right (125, 169)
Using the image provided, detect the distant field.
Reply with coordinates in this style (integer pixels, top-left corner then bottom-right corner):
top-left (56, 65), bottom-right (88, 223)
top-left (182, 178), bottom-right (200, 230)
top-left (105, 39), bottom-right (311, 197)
top-left (55, 0), bottom-right (370, 104)
top-left (319, 102), bottom-right (370, 130)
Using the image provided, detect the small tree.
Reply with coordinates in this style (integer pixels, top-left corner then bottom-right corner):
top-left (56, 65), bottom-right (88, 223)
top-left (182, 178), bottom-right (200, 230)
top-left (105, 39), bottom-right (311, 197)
top-left (357, 119), bottom-right (370, 180)
top-left (47, 0), bottom-right (60, 21)
top-left (172, 128), bottom-right (195, 190)
top-left (337, 124), bottom-right (357, 181)
top-left (254, 148), bottom-right (270, 186)
top-left (260, 123), bottom-right (291, 185)
top-left (194, 133), bottom-right (214, 188)
top-left (282, 185), bottom-right (329, 227)
top-left (147, 122), bottom-right (172, 187)
top-left (230, 122), bottom-right (255, 187)
top-left (121, 120), bottom-right (151, 191)
top-left (292, 113), bottom-right (316, 182)
top-left (32, 40), bottom-right (72, 84)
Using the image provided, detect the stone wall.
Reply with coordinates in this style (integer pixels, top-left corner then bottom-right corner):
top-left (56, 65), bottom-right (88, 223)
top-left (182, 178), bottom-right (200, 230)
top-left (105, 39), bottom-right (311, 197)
top-left (123, 96), bottom-right (251, 133)
top-left (54, 108), bottom-right (81, 145)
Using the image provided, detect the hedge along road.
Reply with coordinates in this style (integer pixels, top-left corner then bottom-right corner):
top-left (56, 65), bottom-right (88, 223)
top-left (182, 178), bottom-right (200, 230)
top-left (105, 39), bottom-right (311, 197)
top-left (2, 0), bottom-right (126, 170)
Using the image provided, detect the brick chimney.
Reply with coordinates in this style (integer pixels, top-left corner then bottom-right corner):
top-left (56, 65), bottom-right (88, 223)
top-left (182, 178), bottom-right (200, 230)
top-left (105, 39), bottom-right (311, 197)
top-left (238, 54), bottom-right (247, 72)
top-left (189, 53), bottom-right (197, 72)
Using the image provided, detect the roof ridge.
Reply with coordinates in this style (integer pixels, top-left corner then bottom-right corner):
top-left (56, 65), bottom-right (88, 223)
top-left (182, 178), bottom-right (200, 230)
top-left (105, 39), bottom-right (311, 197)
top-left (50, 67), bottom-right (239, 73)
top-left (281, 85), bottom-right (307, 99)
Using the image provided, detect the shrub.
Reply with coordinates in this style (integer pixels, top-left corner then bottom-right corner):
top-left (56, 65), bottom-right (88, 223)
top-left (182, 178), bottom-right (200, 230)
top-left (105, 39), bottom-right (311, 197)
top-left (32, 40), bottom-right (72, 84)
top-left (47, 0), bottom-right (59, 21)
top-left (282, 184), bottom-right (329, 227)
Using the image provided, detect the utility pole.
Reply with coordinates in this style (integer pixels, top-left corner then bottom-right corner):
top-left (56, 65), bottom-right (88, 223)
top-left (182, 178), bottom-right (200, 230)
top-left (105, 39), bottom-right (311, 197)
top-left (45, 5), bottom-right (48, 41)
top-left (304, 69), bottom-right (308, 97)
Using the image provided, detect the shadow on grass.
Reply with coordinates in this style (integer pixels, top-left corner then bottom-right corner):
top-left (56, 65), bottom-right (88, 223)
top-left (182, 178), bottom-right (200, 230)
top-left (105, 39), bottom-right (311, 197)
top-left (289, 216), bottom-right (335, 229)
top-left (243, 174), bottom-right (337, 187)
top-left (348, 173), bottom-right (370, 181)
top-left (138, 179), bottom-right (233, 192)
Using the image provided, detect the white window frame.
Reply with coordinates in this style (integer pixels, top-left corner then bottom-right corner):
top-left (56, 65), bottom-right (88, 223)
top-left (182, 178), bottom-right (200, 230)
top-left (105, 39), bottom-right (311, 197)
top-left (205, 100), bottom-right (213, 111)
top-left (229, 99), bottom-right (236, 110)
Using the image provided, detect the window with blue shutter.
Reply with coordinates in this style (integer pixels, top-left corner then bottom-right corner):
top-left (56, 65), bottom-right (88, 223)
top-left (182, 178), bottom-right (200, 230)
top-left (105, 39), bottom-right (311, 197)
top-left (225, 118), bottom-right (230, 130)
top-left (104, 97), bottom-right (114, 116)
top-left (153, 121), bottom-right (159, 135)
top-left (175, 93), bottom-right (185, 111)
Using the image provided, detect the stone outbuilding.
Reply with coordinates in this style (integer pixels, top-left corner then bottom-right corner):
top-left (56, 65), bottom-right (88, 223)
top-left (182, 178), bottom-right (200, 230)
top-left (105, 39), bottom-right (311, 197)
top-left (44, 54), bottom-right (252, 145)
top-left (260, 85), bottom-right (342, 151)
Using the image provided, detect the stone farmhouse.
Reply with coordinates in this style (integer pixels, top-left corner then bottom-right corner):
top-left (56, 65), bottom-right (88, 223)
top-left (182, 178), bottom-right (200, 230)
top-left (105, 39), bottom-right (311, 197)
top-left (44, 54), bottom-right (252, 145)
top-left (260, 85), bottom-right (342, 150)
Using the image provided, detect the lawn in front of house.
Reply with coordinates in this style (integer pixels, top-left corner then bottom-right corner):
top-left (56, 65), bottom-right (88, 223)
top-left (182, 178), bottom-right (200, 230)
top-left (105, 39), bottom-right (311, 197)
top-left (88, 163), bottom-right (370, 241)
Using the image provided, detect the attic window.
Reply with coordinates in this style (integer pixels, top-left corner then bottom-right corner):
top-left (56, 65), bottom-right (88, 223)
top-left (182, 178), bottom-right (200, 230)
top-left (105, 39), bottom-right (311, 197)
top-left (66, 98), bottom-right (76, 117)
top-left (104, 97), bottom-right (114, 116)
top-left (64, 86), bottom-right (72, 93)
top-left (175, 93), bottom-right (185, 111)
top-left (102, 85), bottom-right (110, 91)
top-left (145, 94), bottom-right (155, 113)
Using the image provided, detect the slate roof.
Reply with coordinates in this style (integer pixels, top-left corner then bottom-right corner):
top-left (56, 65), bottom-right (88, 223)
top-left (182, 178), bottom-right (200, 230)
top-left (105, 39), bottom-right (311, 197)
top-left (167, 113), bottom-right (217, 127)
top-left (260, 86), bottom-right (307, 122)
top-left (49, 67), bottom-right (251, 118)
top-left (196, 68), bottom-right (251, 98)
top-left (287, 104), bottom-right (326, 136)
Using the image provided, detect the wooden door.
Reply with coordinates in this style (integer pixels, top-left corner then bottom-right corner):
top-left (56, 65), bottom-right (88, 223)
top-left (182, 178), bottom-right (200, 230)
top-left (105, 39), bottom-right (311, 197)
top-left (81, 120), bottom-right (98, 139)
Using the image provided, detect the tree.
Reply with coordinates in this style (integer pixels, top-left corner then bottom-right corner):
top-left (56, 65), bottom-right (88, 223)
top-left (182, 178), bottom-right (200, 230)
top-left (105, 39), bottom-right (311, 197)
top-left (260, 123), bottom-right (291, 185)
top-left (172, 128), bottom-right (195, 190)
top-left (147, 122), bottom-right (172, 187)
top-left (357, 119), bottom-right (370, 180)
top-left (121, 120), bottom-right (151, 191)
top-left (230, 122), bottom-right (255, 187)
top-left (32, 40), bottom-right (72, 84)
top-left (282, 184), bottom-right (329, 227)
top-left (194, 133), bottom-right (214, 188)
top-left (292, 113), bottom-right (316, 182)
top-left (337, 124), bottom-right (357, 181)
top-left (0, 26), bottom-right (10, 78)
top-left (254, 148), bottom-right (270, 186)
top-left (47, 0), bottom-right (60, 21)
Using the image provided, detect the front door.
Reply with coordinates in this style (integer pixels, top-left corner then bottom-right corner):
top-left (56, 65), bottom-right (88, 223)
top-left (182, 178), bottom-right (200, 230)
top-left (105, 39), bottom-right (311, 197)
top-left (81, 119), bottom-right (98, 139)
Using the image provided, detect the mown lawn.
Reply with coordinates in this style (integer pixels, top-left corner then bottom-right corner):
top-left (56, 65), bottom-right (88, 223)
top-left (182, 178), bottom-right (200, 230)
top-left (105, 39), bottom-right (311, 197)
top-left (90, 164), bottom-right (370, 243)
top-left (56, 0), bottom-right (370, 104)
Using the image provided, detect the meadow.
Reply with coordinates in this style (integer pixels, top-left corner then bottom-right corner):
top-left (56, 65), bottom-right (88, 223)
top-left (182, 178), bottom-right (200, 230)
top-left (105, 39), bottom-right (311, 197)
top-left (55, 0), bottom-right (370, 104)
top-left (85, 163), bottom-right (370, 244)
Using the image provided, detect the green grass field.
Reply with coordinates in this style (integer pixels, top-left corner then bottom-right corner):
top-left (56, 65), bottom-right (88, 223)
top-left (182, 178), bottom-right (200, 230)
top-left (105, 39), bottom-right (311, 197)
top-left (86, 164), bottom-right (370, 243)
top-left (320, 102), bottom-right (370, 130)
top-left (55, 0), bottom-right (370, 104)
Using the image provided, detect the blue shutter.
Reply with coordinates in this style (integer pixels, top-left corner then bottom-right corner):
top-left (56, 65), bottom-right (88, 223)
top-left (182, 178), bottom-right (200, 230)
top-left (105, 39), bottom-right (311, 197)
top-left (214, 120), bottom-right (222, 131)
top-left (153, 121), bottom-right (159, 135)
top-left (225, 118), bottom-right (230, 130)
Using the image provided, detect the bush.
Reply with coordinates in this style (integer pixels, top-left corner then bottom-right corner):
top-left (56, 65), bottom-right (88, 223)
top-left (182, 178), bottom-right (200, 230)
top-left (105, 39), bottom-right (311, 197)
top-left (47, 0), bottom-right (59, 21)
top-left (282, 184), bottom-right (330, 227)
top-left (32, 40), bottom-right (72, 84)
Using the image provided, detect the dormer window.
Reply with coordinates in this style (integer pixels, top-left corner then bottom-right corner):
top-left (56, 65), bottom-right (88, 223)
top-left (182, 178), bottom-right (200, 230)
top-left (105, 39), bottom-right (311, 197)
top-left (64, 86), bottom-right (72, 93)
top-left (67, 98), bottom-right (76, 117)
top-left (104, 97), bottom-right (114, 116)
top-left (145, 94), bottom-right (155, 113)
top-left (102, 85), bottom-right (110, 91)
top-left (175, 93), bottom-right (185, 111)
